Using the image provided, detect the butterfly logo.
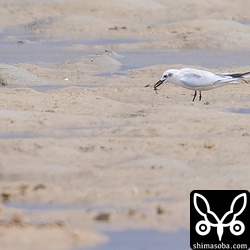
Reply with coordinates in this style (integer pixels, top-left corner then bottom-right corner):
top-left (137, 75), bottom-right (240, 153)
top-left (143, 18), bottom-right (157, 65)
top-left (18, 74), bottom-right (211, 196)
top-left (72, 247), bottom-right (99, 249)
top-left (193, 193), bottom-right (247, 241)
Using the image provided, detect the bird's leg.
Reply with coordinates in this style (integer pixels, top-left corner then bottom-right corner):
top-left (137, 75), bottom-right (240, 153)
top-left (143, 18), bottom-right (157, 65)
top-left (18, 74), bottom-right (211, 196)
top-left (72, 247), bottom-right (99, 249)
top-left (199, 91), bottom-right (202, 101)
top-left (192, 90), bottom-right (197, 101)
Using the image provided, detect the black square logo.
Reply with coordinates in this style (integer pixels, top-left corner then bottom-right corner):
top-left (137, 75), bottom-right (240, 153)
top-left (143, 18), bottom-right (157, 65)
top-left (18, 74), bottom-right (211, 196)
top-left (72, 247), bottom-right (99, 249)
top-left (190, 190), bottom-right (250, 250)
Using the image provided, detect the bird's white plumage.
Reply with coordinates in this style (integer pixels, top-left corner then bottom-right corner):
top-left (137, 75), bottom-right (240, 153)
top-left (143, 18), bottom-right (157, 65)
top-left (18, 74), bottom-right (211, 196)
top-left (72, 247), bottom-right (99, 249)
top-left (160, 68), bottom-right (240, 90)
top-left (154, 67), bottom-right (250, 101)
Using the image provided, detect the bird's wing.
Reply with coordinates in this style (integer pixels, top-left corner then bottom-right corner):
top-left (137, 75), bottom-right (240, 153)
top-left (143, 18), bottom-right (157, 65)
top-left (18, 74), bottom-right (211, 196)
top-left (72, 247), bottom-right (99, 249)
top-left (179, 71), bottom-right (219, 89)
top-left (179, 69), bottom-right (239, 90)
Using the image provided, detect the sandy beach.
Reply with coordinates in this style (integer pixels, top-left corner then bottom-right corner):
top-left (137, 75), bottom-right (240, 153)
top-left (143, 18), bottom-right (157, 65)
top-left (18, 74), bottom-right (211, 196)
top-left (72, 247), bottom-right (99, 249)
top-left (0, 0), bottom-right (250, 249)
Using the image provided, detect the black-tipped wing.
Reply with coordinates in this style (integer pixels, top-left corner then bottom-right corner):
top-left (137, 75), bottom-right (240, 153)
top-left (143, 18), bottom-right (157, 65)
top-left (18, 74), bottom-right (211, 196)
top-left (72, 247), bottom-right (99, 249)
top-left (215, 71), bottom-right (250, 78)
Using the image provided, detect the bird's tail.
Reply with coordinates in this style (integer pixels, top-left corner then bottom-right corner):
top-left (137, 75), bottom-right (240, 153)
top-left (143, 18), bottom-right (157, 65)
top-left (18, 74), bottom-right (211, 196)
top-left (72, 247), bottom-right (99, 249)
top-left (222, 71), bottom-right (250, 78)
top-left (231, 71), bottom-right (250, 78)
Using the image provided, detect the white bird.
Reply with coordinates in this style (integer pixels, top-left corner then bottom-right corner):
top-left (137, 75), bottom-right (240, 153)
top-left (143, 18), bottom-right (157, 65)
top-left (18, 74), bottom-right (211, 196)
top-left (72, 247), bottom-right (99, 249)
top-left (154, 68), bottom-right (250, 101)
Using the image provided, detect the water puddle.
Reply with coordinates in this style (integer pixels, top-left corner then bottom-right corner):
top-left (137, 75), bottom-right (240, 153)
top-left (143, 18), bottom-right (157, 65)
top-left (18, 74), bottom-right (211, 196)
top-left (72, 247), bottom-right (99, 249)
top-left (31, 85), bottom-right (70, 92)
top-left (4, 200), bottom-right (190, 249)
top-left (4, 202), bottom-right (143, 213)
top-left (31, 84), bottom-right (102, 92)
top-left (1, 31), bottom-right (250, 69)
top-left (118, 50), bottom-right (250, 70)
top-left (82, 38), bottom-right (143, 47)
top-left (77, 229), bottom-right (189, 250)
top-left (144, 197), bottom-right (176, 203)
top-left (0, 132), bottom-right (37, 139)
top-left (222, 108), bottom-right (250, 114)
top-left (95, 72), bottom-right (127, 77)
top-left (0, 34), bottom-right (142, 64)
top-left (0, 39), bottom-right (82, 64)
top-left (238, 20), bottom-right (250, 25)
top-left (2, 84), bottom-right (103, 92)
top-left (0, 124), bottom-right (129, 140)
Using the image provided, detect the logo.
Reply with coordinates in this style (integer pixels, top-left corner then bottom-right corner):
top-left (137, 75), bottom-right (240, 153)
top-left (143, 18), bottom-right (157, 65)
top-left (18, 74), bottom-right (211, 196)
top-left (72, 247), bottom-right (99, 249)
top-left (190, 190), bottom-right (250, 250)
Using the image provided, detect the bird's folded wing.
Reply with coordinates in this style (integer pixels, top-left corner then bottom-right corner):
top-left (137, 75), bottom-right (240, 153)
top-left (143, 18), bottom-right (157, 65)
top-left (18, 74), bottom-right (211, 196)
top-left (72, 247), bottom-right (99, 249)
top-left (180, 72), bottom-right (217, 88)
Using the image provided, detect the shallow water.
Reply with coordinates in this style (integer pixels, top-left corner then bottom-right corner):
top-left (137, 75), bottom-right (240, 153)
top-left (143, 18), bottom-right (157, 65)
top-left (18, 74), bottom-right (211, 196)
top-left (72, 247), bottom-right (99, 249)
top-left (222, 108), bottom-right (250, 114)
top-left (78, 229), bottom-right (189, 250)
top-left (119, 50), bottom-right (250, 70)
top-left (2, 84), bottom-right (103, 93)
top-left (0, 39), bottom-right (80, 64)
top-left (5, 200), bottom-right (190, 249)
top-left (0, 132), bottom-right (37, 139)
top-left (4, 202), bottom-right (117, 212)
top-left (4, 202), bottom-right (150, 213)
top-left (32, 84), bottom-right (103, 92)
top-left (1, 35), bottom-right (250, 69)
top-left (144, 197), bottom-right (176, 203)
top-left (0, 37), bottom-right (141, 64)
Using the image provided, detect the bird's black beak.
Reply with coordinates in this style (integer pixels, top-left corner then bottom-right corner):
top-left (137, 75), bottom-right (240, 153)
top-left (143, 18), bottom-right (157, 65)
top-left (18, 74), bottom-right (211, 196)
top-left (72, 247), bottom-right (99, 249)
top-left (153, 79), bottom-right (165, 91)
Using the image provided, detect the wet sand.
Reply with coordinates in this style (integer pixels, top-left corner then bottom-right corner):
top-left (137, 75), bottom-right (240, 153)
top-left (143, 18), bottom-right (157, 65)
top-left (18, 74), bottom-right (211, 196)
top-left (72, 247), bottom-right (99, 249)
top-left (0, 0), bottom-right (250, 249)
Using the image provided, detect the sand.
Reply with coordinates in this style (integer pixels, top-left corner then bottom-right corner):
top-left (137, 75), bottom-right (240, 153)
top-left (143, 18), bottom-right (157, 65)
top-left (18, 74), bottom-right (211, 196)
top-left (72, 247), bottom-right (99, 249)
top-left (0, 0), bottom-right (250, 249)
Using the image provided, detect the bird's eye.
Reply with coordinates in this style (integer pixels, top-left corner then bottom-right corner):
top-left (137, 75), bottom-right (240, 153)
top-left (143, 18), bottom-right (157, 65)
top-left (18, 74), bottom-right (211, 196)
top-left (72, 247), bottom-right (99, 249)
top-left (163, 73), bottom-right (173, 78)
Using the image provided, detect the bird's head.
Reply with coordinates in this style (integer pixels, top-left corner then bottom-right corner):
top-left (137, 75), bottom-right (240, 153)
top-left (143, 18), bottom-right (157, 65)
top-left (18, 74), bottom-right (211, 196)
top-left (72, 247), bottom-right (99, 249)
top-left (154, 70), bottom-right (175, 91)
